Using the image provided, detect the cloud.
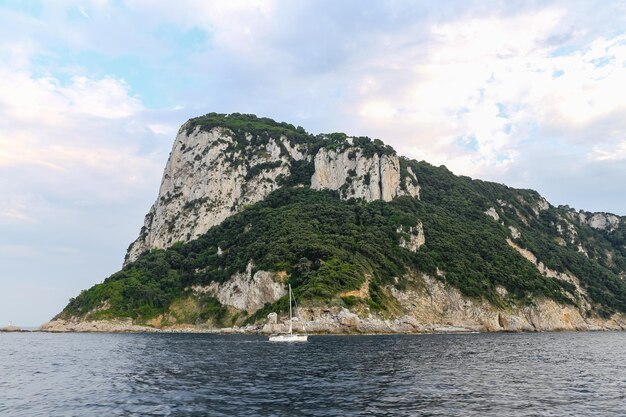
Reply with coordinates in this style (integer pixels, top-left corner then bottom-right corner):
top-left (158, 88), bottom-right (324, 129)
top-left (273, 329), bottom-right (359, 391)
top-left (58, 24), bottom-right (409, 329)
top-left (2, 1), bottom-right (625, 214)
top-left (0, 38), bottom-right (171, 325)
top-left (0, 45), bottom-right (166, 216)
top-left (293, 5), bottom-right (626, 206)
top-left (0, 67), bottom-right (142, 126)
top-left (105, 0), bottom-right (626, 212)
top-left (592, 140), bottom-right (626, 161)
top-left (0, 197), bottom-right (39, 224)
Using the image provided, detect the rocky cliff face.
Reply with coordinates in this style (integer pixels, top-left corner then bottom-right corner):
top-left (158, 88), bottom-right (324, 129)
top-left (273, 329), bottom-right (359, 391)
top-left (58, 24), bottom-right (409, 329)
top-left (190, 261), bottom-right (287, 313)
top-left (125, 126), bottom-right (302, 262)
top-left (572, 211), bottom-right (623, 232)
top-left (310, 147), bottom-right (420, 201)
top-left (125, 123), bottom-right (420, 264)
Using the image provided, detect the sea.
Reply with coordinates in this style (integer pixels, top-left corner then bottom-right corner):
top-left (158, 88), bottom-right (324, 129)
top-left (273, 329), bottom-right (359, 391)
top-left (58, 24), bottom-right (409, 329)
top-left (1, 331), bottom-right (625, 416)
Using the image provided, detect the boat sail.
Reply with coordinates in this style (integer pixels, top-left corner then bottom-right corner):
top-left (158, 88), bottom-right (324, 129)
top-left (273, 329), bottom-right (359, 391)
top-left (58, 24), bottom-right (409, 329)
top-left (268, 284), bottom-right (308, 342)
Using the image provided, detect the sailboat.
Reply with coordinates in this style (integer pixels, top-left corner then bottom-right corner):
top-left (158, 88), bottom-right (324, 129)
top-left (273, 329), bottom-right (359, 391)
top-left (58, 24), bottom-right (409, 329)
top-left (268, 284), bottom-right (308, 342)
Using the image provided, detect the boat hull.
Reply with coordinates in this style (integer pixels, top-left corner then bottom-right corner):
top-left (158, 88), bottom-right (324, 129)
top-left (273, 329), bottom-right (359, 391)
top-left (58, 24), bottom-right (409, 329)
top-left (268, 334), bottom-right (308, 342)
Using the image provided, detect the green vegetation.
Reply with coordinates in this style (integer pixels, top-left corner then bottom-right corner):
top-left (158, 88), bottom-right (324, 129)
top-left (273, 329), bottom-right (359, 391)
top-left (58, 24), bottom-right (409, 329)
top-left (351, 136), bottom-right (396, 158)
top-left (278, 159), bottom-right (316, 187)
top-left (244, 161), bottom-right (283, 181)
top-left (59, 114), bottom-right (626, 325)
top-left (407, 159), bottom-right (626, 314)
top-left (186, 113), bottom-right (395, 162)
top-left (59, 176), bottom-right (626, 324)
top-left (186, 112), bottom-right (312, 145)
top-left (62, 188), bottom-right (410, 321)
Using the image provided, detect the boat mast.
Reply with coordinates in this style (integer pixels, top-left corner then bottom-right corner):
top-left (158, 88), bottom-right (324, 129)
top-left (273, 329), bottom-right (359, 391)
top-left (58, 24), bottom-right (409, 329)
top-left (289, 284), bottom-right (293, 335)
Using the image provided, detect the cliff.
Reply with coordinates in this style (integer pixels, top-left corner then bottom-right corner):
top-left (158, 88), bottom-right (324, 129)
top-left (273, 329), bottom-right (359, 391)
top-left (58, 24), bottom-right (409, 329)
top-left (45, 113), bottom-right (626, 333)
top-left (125, 115), bottom-right (419, 264)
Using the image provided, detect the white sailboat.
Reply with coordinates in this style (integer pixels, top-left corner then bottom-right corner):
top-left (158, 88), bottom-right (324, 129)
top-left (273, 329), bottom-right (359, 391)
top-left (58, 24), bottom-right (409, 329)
top-left (268, 284), bottom-right (308, 342)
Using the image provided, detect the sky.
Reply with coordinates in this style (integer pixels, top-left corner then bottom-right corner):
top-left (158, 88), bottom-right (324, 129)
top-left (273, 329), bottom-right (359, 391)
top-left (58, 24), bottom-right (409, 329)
top-left (1, 0), bottom-right (626, 326)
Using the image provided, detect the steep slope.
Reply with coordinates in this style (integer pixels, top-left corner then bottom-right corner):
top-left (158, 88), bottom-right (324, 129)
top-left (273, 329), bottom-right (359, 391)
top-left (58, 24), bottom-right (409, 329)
top-left (125, 114), bottom-right (419, 263)
top-left (44, 113), bottom-right (626, 333)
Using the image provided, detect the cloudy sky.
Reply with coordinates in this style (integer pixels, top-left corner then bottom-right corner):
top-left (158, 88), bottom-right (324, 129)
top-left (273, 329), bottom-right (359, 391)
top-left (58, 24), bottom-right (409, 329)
top-left (2, 0), bottom-right (626, 326)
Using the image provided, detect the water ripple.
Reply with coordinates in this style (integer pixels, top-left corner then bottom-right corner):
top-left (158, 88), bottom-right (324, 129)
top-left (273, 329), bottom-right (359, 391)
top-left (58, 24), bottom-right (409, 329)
top-left (1, 332), bottom-right (625, 416)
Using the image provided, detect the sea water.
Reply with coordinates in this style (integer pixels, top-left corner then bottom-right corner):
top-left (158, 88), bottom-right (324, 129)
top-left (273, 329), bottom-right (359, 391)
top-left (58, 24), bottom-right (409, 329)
top-left (1, 332), bottom-right (625, 416)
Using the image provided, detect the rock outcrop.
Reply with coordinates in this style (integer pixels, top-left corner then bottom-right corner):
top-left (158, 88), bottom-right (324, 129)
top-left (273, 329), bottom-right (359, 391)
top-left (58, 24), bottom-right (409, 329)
top-left (310, 147), bottom-right (420, 201)
top-left (191, 262), bottom-right (286, 313)
top-left (39, 318), bottom-right (160, 333)
top-left (578, 212), bottom-right (622, 231)
top-left (397, 223), bottom-right (425, 252)
top-left (0, 325), bottom-right (25, 332)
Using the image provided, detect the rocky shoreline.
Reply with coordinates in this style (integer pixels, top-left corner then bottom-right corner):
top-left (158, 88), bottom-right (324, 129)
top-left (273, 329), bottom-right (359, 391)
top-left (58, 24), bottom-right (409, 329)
top-left (37, 272), bottom-right (626, 336)
top-left (0, 325), bottom-right (31, 333)
top-left (36, 319), bottom-right (479, 335)
top-left (38, 304), bottom-right (626, 335)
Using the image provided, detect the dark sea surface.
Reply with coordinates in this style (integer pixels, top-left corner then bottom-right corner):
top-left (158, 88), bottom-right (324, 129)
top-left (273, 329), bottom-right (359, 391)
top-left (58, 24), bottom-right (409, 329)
top-left (1, 332), bottom-right (625, 416)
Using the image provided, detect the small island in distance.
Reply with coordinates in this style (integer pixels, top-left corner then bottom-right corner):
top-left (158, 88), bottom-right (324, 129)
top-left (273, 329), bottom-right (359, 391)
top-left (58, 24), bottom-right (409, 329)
top-left (41, 113), bottom-right (626, 334)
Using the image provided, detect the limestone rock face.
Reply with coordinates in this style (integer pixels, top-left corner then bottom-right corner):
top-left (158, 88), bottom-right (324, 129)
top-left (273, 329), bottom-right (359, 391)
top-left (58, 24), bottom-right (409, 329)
top-left (532, 197), bottom-right (550, 215)
top-left (191, 261), bottom-right (287, 314)
top-left (398, 223), bottom-right (425, 252)
top-left (310, 147), bottom-right (420, 201)
top-left (125, 126), bottom-right (306, 263)
top-left (484, 207), bottom-right (500, 221)
top-left (580, 212), bottom-right (622, 231)
top-left (125, 125), bottom-right (421, 264)
top-left (564, 209), bottom-right (623, 232)
top-left (267, 312), bottom-right (278, 325)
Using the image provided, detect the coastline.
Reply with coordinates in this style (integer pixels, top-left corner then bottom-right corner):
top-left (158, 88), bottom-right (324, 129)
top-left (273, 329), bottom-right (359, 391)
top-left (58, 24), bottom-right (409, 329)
top-left (0, 325), bottom-right (31, 333)
top-left (36, 314), bottom-right (626, 335)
